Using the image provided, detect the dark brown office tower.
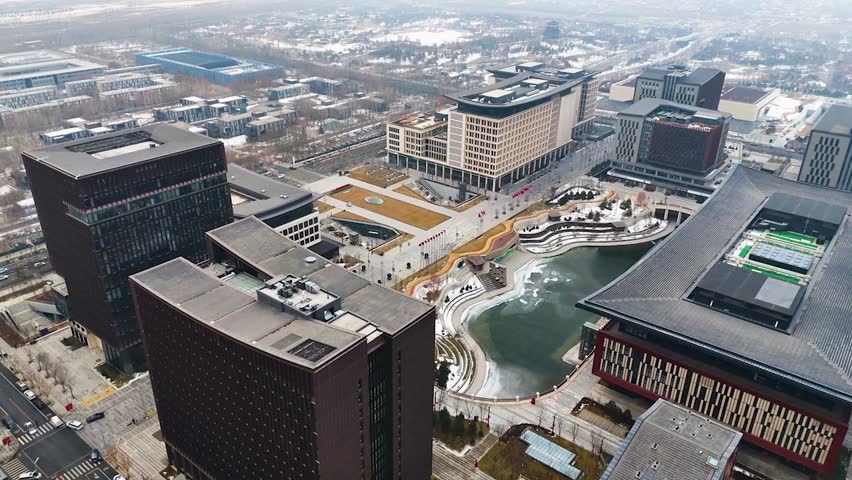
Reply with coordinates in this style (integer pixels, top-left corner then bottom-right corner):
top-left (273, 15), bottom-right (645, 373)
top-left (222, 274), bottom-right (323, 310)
top-left (22, 125), bottom-right (233, 371)
top-left (129, 217), bottom-right (434, 480)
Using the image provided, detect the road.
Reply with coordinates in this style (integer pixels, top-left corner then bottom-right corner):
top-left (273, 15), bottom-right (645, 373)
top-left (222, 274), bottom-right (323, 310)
top-left (0, 362), bottom-right (119, 480)
top-left (0, 250), bottom-right (51, 292)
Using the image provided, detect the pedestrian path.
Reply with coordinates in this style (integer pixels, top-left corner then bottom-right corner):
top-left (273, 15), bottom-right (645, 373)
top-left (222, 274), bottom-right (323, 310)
top-left (18, 422), bottom-right (56, 444)
top-left (1, 458), bottom-right (30, 477)
top-left (81, 385), bottom-right (117, 407)
top-left (55, 459), bottom-right (97, 480)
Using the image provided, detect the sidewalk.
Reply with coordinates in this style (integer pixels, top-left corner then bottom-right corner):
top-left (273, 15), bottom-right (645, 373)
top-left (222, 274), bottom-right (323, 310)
top-left (0, 327), bottom-right (113, 416)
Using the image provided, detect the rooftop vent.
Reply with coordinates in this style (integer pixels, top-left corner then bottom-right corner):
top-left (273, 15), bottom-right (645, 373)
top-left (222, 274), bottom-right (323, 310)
top-left (305, 256), bottom-right (317, 264)
top-left (289, 339), bottom-right (336, 362)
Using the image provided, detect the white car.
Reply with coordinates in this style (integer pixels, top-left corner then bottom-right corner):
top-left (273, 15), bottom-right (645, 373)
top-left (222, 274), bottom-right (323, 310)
top-left (66, 420), bottom-right (83, 431)
top-left (113, 476), bottom-right (126, 480)
top-left (23, 390), bottom-right (35, 400)
top-left (18, 472), bottom-right (41, 479)
top-left (23, 421), bottom-right (36, 435)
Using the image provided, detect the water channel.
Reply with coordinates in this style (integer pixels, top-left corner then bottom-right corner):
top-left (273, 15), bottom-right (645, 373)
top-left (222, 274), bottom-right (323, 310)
top-left (466, 243), bottom-right (653, 398)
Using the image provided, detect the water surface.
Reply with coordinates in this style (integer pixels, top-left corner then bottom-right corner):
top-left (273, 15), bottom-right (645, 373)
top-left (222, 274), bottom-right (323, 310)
top-left (467, 244), bottom-right (652, 398)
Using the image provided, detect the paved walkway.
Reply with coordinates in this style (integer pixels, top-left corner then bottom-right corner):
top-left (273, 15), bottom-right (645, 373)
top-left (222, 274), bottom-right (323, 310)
top-left (432, 434), bottom-right (497, 480)
top-left (118, 421), bottom-right (168, 479)
top-left (0, 327), bottom-right (112, 415)
top-left (439, 358), bottom-right (629, 459)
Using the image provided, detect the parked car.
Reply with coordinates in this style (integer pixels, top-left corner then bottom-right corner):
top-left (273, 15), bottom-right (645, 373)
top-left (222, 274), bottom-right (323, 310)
top-left (0, 275), bottom-right (8, 282)
top-left (113, 476), bottom-right (126, 480)
top-left (86, 412), bottom-right (105, 423)
top-left (90, 449), bottom-right (101, 464)
top-left (14, 381), bottom-right (26, 392)
top-left (49, 416), bottom-right (62, 428)
top-left (2, 415), bottom-right (15, 429)
top-left (18, 472), bottom-right (41, 479)
top-left (22, 390), bottom-right (35, 400)
top-left (32, 399), bottom-right (46, 410)
top-left (66, 420), bottom-right (83, 431)
top-left (33, 262), bottom-right (46, 268)
top-left (23, 422), bottom-right (36, 435)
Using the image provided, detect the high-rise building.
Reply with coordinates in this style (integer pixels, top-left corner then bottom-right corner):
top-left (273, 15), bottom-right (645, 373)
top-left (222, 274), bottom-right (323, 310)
top-left (610, 99), bottom-right (731, 201)
top-left (601, 399), bottom-right (742, 480)
top-left (633, 65), bottom-right (725, 110)
top-left (798, 104), bottom-right (852, 191)
top-left (129, 217), bottom-right (434, 480)
top-left (578, 166), bottom-right (852, 475)
top-left (23, 124), bottom-right (233, 370)
top-left (387, 64), bottom-right (599, 192)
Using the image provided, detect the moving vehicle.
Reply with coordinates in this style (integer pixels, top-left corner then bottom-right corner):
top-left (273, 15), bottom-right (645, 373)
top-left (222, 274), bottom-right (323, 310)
top-left (32, 399), bottom-right (46, 410)
top-left (49, 416), bottom-right (62, 428)
top-left (86, 412), bottom-right (105, 423)
top-left (23, 422), bottom-right (36, 435)
top-left (113, 476), bottom-right (126, 480)
top-left (14, 381), bottom-right (26, 391)
top-left (18, 471), bottom-right (41, 479)
top-left (66, 420), bottom-right (83, 431)
top-left (33, 262), bottom-right (46, 268)
top-left (0, 275), bottom-right (8, 282)
top-left (23, 390), bottom-right (35, 400)
top-left (90, 449), bottom-right (101, 464)
top-left (2, 416), bottom-right (14, 429)
top-left (0, 267), bottom-right (7, 274)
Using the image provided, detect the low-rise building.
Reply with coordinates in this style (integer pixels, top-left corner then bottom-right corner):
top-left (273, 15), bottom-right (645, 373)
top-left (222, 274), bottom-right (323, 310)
top-left (601, 399), bottom-right (741, 480)
top-left (228, 164), bottom-right (321, 247)
top-left (268, 83), bottom-right (310, 101)
top-left (39, 127), bottom-right (90, 145)
top-left (247, 115), bottom-right (287, 140)
top-left (633, 65), bottom-right (726, 110)
top-left (717, 86), bottom-right (779, 122)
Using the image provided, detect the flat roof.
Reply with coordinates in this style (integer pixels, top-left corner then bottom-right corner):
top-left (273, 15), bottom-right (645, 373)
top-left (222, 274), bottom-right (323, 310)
top-left (638, 66), bottom-right (722, 86)
top-left (131, 257), bottom-right (363, 370)
top-left (620, 98), bottom-right (730, 120)
top-left (23, 123), bottom-right (221, 179)
top-left (721, 86), bottom-right (772, 104)
top-left (812, 104), bottom-right (852, 136)
top-left (204, 218), bottom-right (432, 334)
top-left (601, 399), bottom-right (741, 480)
top-left (227, 164), bottom-right (317, 219)
top-left (0, 50), bottom-right (105, 83)
top-left (447, 71), bottom-right (590, 110)
top-left (132, 218), bottom-right (432, 370)
top-left (578, 165), bottom-right (852, 402)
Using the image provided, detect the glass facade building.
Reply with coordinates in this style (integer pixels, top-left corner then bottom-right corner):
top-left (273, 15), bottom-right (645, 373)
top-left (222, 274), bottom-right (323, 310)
top-left (23, 125), bottom-right (233, 371)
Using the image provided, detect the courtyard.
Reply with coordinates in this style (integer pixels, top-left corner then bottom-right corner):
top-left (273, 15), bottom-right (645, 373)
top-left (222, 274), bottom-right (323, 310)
top-left (330, 185), bottom-right (450, 230)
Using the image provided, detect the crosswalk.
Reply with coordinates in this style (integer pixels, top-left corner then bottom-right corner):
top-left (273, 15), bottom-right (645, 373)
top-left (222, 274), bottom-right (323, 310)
top-left (55, 459), bottom-right (98, 480)
top-left (2, 458), bottom-right (31, 477)
top-left (18, 422), bottom-right (56, 444)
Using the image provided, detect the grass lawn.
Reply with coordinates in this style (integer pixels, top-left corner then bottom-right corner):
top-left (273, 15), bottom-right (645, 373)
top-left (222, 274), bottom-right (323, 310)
top-left (738, 244), bottom-right (752, 258)
top-left (479, 426), bottom-right (603, 480)
top-left (453, 222), bottom-right (511, 255)
top-left (348, 165), bottom-right (409, 188)
top-left (394, 185), bottom-right (425, 201)
top-left (742, 264), bottom-right (800, 284)
top-left (332, 210), bottom-right (374, 223)
top-left (316, 201), bottom-right (335, 214)
top-left (433, 420), bottom-right (490, 451)
top-left (373, 233), bottom-right (414, 255)
top-left (331, 185), bottom-right (449, 230)
top-left (765, 231), bottom-right (818, 250)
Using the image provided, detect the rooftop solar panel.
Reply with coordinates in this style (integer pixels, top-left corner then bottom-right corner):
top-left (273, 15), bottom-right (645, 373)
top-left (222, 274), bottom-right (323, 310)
top-left (520, 430), bottom-right (583, 480)
top-left (288, 339), bottom-right (336, 362)
top-left (749, 242), bottom-right (813, 274)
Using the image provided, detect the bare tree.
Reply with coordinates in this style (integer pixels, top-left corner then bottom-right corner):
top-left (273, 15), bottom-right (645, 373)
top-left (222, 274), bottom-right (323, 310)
top-left (569, 420), bottom-right (579, 448)
top-left (44, 358), bottom-right (59, 380)
top-left (536, 402), bottom-right (545, 427)
top-left (54, 363), bottom-right (70, 393)
top-left (35, 351), bottom-right (49, 373)
top-left (24, 346), bottom-right (34, 364)
top-left (556, 416), bottom-right (563, 438)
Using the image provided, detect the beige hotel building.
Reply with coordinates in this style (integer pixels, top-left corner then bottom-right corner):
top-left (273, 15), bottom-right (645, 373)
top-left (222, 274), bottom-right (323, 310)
top-left (386, 63), bottom-right (599, 192)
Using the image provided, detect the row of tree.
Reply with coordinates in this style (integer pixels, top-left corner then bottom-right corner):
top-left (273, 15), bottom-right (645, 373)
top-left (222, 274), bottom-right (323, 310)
top-left (432, 407), bottom-right (484, 446)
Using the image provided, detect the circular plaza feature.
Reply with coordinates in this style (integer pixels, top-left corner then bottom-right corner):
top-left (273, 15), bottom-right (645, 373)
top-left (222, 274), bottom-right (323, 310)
top-left (365, 196), bottom-right (385, 205)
